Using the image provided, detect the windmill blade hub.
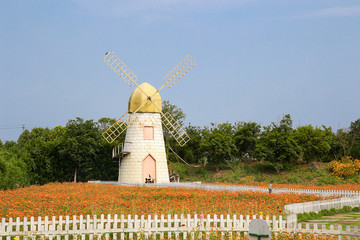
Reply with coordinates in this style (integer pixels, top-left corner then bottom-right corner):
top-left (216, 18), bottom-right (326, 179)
top-left (128, 82), bottom-right (162, 113)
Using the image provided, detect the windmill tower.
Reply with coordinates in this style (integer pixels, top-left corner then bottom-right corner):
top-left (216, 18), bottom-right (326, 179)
top-left (102, 51), bottom-right (197, 184)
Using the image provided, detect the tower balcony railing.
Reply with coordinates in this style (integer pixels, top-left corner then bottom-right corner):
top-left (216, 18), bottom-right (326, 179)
top-left (112, 142), bottom-right (131, 160)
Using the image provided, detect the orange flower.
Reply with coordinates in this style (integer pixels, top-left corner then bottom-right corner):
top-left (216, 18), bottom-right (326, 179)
top-left (0, 182), bottom-right (329, 220)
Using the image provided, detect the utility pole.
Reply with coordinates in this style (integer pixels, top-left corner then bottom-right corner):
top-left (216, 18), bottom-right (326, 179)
top-left (22, 124), bottom-right (25, 132)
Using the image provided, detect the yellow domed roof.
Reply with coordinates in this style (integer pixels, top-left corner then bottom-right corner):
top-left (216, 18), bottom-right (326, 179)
top-left (128, 82), bottom-right (162, 113)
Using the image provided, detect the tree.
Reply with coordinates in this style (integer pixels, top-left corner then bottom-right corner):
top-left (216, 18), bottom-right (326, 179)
top-left (255, 114), bottom-right (301, 171)
top-left (161, 100), bottom-right (188, 162)
top-left (349, 118), bottom-right (360, 159)
top-left (184, 125), bottom-right (205, 164)
top-left (234, 122), bottom-right (261, 161)
top-left (162, 100), bottom-right (186, 127)
top-left (56, 118), bottom-right (103, 182)
top-left (293, 125), bottom-right (333, 162)
top-left (0, 150), bottom-right (29, 189)
top-left (350, 119), bottom-right (360, 135)
top-left (17, 127), bottom-right (54, 184)
top-left (170, 124), bottom-right (204, 164)
top-left (98, 117), bottom-right (116, 132)
top-left (200, 123), bottom-right (237, 171)
top-left (2, 141), bottom-right (18, 153)
top-left (41, 118), bottom-right (118, 183)
top-left (12, 117), bottom-right (119, 185)
top-left (92, 118), bottom-right (119, 181)
top-left (335, 128), bottom-right (356, 157)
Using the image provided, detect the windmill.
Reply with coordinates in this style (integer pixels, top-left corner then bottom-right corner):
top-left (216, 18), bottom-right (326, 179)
top-left (102, 51), bottom-right (197, 183)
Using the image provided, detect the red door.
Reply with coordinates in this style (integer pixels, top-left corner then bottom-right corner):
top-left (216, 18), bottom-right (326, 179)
top-left (142, 155), bottom-right (156, 183)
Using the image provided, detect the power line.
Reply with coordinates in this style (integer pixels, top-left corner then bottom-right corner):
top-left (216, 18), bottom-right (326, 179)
top-left (0, 125), bottom-right (37, 130)
top-left (0, 126), bottom-right (23, 130)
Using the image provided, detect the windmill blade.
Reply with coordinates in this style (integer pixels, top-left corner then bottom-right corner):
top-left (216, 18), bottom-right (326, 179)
top-left (102, 95), bottom-right (153, 143)
top-left (103, 51), bottom-right (139, 87)
top-left (161, 55), bottom-right (197, 89)
top-left (102, 112), bottom-right (138, 144)
top-left (143, 55), bottom-right (197, 107)
top-left (161, 112), bottom-right (190, 147)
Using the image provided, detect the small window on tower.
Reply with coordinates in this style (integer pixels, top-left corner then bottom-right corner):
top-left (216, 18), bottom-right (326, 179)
top-left (143, 126), bottom-right (154, 140)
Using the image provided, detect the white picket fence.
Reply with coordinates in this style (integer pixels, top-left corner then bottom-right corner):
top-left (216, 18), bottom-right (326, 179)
top-left (285, 195), bottom-right (360, 225)
top-left (89, 181), bottom-right (360, 197)
top-left (273, 188), bottom-right (360, 198)
top-left (1, 214), bottom-right (360, 239)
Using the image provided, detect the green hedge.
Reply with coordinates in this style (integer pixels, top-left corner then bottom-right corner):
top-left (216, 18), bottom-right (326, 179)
top-left (297, 206), bottom-right (360, 222)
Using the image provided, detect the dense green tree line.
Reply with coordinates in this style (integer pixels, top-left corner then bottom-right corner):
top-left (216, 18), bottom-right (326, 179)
top-left (170, 114), bottom-right (360, 171)
top-left (0, 118), bottom-right (120, 189)
top-left (0, 103), bottom-right (359, 189)
top-left (165, 102), bottom-right (360, 172)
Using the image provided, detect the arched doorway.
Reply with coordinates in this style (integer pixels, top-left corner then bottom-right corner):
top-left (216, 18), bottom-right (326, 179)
top-left (142, 154), bottom-right (156, 183)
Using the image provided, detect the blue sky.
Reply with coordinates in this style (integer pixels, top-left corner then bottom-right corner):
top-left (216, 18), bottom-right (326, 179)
top-left (0, 0), bottom-right (359, 141)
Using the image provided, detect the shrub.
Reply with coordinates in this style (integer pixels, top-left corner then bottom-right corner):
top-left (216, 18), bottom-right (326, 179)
top-left (329, 208), bottom-right (337, 215)
top-left (298, 212), bottom-right (312, 222)
top-left (319, 175), bottom-right (342, 185)
top-left (242, 175), bottom-right (255, 184)
top-left (342, 206), bottom-right (352, 213)
top-left (254, 173), bottom-right (266, 182)
top-left (297, 213), bottom-right (307, 222)
top-left (320, 209), bottom-right (330, 216)
top-left (352, 206), bottom-right (360, 212)
top-left (329, 156), bottom-right (360, 178)
top-left (309, 211), bottom-right (318, 219)
top-left (288, 175), bottom-right (300, 184)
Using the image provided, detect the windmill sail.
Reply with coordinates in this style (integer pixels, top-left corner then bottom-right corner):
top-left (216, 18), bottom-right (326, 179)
top-left (103, 51), bottom-right (138, 87)
top-left (161, 112), bottom-right (190, 147)
top-left (102, 112), bottom-right (137, 144)
top-left (162, 55), bottom-right (197, 88)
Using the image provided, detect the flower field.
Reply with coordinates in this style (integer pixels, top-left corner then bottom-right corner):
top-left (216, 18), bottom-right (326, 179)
top-left (0, 182), bottom-right (326, 220)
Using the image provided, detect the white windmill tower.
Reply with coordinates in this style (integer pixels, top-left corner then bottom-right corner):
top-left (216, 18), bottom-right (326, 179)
top-left (102, 51), bottom-right (197, 184)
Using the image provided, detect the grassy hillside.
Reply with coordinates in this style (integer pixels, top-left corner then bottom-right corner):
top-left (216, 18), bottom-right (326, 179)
top-left (169, 161), bottom-right (360, 187)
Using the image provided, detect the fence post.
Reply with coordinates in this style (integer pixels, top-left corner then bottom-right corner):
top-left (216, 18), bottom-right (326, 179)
top-left (175, 214), bottom-right (180, 239)
top-left (272, 215), bottom-right (278, 231)
top-left (140, 215), bottom-right (146, 239)
top-left (113, 214), bottom-right (118, 240)
top-left (127, 215), bottom-right (133, 239)
top-left (227, 215), bottom-right (232, 238)
top-left (105, 214), bottom-right (111, 240)
top-left (120, 214), bottom-right (125, 240)
top-left (160, 215), bottom-right (165, 239)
